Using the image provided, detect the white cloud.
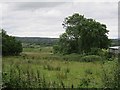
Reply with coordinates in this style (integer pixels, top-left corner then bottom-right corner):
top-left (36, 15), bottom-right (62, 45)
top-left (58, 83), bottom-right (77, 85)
top-left (1, 2), bottom-right (118, 38)
top-left (0, 0), bottom-right (119, 2)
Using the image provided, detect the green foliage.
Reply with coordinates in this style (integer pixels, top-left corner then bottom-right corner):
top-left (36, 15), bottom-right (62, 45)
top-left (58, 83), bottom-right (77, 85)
top-left (88, 48), bottom-right (111, 60)
top-left (85, 69), bottom-right (93, 75)
top-left (78, 77), bottom-right (91, 88)
top-left (2, 46), bottom-right (117, 88)
top-left (89, 48), bottom-right (102, 55)
top-left (43, 64), bottom-right (61, 71)
top-left (80, 55), bottom-right (102, 62)
top-left (2, 66), bottom-right (46, 88)
top-left (2, 29), bottom-right (22, 56)
top-left (55, 13), bottom-right (110, 54)
top-left (53, 45), bottom-right (60, 54)
top-left (101, 59), bottom-right (119, 89)
top-left (78, 69), bottom-right (96, 88)
top-left (56, 71), bottom-right (67, 80)
top-left (16, 37), bottom-right (58, 46)
top-left (110, 39), bottom-right (120, 46)
top-left (65, 67), bottom-right (70, 73)
top-left (62, 53), bottom-right (83, 61)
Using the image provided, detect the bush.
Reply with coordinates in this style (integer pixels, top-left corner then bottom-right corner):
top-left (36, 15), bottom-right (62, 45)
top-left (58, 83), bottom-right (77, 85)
top-left (53, 45), bottom-right (60, 54)
top-left (2, 29), bottom-right (22, 56)
top-left (80, 55), bottom-right (102, 62)
top-left (101, 60), bottom-right (119, 88)
top-left (89, 48), bottom-right (102, 55)
top-left (62, 54), bottom-right (83, 61)
top-left (78, 77), bottom-right (91, 88)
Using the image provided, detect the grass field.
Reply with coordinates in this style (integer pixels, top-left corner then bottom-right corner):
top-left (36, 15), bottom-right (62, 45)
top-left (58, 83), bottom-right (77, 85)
top-left (2, 46), bottom-right (118, 88)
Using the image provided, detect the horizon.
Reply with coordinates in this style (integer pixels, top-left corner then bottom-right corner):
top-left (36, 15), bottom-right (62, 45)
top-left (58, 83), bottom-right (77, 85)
top-left (14, 35), bottom-right (119, 39)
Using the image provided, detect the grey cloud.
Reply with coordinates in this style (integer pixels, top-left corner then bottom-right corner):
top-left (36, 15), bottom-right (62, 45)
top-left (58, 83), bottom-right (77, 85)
top-left (7, 2), bottom-right (66, 11)
top-left (2, 2), bottom-right (118, 38)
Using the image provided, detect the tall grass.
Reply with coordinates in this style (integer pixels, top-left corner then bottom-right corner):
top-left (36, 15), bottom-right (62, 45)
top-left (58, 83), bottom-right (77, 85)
top-left (2, 47), bottom-right (117, 88)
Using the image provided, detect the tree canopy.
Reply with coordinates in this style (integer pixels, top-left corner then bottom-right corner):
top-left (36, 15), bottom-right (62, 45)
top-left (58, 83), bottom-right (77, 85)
top-left (54, 13), bottom-right (110, 54)
top-left (1, 29), bottom-right (23, 56)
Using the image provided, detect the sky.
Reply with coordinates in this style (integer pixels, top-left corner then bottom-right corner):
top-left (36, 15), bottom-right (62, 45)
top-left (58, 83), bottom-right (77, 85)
top-left (0, 1), bottom-right (118, 38)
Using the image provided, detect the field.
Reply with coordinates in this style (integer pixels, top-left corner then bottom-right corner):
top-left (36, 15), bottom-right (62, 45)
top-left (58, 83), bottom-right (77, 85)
top-left (2, 46), bottom-right (118, 88)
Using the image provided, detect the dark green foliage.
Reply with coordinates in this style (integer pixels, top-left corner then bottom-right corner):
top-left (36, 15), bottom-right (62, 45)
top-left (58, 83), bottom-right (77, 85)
top-left (89, 48), bottom-right (102, 55)
top-left (55, 13), bottom-right (110, 54)
top-left (110, 39), bottom-right (120, 46)
top-left (78, 77), bottom-right (91, 88)
top-left (89, 48), bottom-right (111, 60)
top-left (2, 29), bottom-right (22, 56)
top-left (2, 65), bottom-right (68, 89)
top-left (53, 45), bottom-right (60, 54)
top-left (100, 58), bottom-right (119, 89)
top-left (78, 68), bottom-right (98, 88)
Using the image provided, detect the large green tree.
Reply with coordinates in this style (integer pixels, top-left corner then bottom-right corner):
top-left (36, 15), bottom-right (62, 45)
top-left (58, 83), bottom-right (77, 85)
top-left (1, 29), bottom-right (22, 56)
top-left (57, 13), bottom-right (110, 54)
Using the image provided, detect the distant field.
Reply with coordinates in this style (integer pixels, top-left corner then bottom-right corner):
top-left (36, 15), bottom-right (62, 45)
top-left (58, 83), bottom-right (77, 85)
top-left (2, 47), bottom-right (117, 88)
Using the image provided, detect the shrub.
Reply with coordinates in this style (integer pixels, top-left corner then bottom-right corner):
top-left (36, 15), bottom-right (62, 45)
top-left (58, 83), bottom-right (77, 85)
top-left (80, 55), bottom-right (102, 62)
top-left (89, 48), bottom-right (111, 60)
top-left (89, 48), bottom-right (102, 55)
top-left (100, 49), bottom-right (111, 59)
top-left (101, 60), bottom-right (119, 88)
top-left (53, 45), bottom-right (60, 54)
top-left (2, 29), bottom-right (22, 56)
top-left (78, 77), bottom-right (91, 88)
top-left (62, 54), bottom-right (83, 61)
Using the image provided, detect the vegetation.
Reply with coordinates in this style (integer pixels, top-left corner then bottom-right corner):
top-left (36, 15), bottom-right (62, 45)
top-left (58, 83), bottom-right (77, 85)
top-left (2, 46), bottom-right (118, 89)
top-left (1, 13), bottom-right (119, 89)
top-left (2, 29), bottom-right (22, 56)
top-left (15, 37), bottom-right (118, 48)
top-left (15, 37), bottom-right (58, 46)
top-left (110, 39), bottom-right (120, 46)
top-left (54, 13), bottom-right (110, 54)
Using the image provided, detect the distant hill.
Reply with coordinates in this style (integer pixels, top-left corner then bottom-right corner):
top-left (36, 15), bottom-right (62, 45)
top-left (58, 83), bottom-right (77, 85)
top-left (15, 37), bottom-right (59, 46)
top-left (110, 39), bottom-right (120, 46)
top-left (15, 37), bottom-right (120, 47)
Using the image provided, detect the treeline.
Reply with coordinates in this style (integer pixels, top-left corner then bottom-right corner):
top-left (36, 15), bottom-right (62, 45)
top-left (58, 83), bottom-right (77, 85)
top-left (15, 37), bottom-right (58, 46)
top-left (15, 37), bottom-right (119, 47)
top-left (2, 29), bottom-right (22, 56)
top-left (110, 39), bottom-right (120, 46)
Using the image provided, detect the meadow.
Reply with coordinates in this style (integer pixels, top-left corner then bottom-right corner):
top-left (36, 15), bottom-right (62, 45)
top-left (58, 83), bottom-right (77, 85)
top-left (2, 46), bottom-right (118, 88)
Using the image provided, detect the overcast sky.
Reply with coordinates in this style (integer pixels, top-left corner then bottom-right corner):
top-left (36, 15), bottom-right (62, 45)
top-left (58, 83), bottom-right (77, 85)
top-left (0, 2), bottom-right (118, 38)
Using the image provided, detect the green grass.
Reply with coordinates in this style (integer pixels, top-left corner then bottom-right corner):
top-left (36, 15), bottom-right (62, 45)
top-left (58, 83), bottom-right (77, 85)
top-left (2, 46), bottom-right (117, 88)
